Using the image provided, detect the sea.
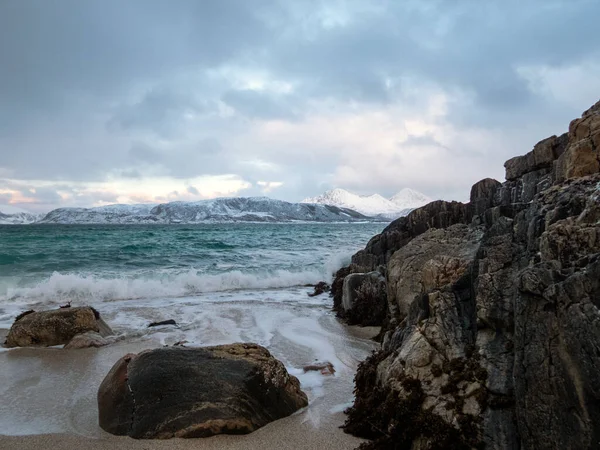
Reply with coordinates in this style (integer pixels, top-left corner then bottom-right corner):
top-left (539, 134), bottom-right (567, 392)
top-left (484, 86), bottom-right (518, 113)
top-left (0, 223), bottom-right (384, 436)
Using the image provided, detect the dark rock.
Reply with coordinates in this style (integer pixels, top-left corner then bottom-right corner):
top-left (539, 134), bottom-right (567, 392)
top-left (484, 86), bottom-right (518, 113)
top-left (98, 343), bottom-right (308, 439)
top-left (308, 281), bottom-right (330, 297)
top-left (148, 319), bottom-right (177, 328)
top-left (5, 306), bottom-right (113, 348)
top-left (303, 361), bottom-right (335, 375)
top-left (469, 178), bottom-right (502, 219)
top-left (339, 271), bottom-right (387, 326)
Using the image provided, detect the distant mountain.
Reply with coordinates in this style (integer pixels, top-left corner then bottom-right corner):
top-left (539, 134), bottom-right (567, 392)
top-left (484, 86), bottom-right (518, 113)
top-left (389, 188), bottom-right (433, 210)
top-left (301, 188), bottom-right (432, 220)
top-left (37, 197), bottom-right (378, 224)
top-left (0, 205), bottom-right (44, 225)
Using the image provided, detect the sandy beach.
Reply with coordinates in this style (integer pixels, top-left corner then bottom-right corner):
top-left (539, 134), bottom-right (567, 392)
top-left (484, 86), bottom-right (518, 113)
top-left (0, 309), bottom-right (379, 450)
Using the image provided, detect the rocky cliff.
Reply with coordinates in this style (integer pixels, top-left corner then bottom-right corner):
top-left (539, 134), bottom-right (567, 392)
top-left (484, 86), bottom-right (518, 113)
top-left (338, 100), bottom-right (600, 449)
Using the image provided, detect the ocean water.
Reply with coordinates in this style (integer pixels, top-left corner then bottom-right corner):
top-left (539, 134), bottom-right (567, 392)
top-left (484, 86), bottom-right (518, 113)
top-left (0, 223), bottom-right (384, 310)
top-left (0, 223), bottom-right (384, 436)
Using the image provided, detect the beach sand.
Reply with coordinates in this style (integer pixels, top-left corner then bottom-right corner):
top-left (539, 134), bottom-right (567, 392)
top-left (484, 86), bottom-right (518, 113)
top-left (0, 313), bottom-right (379, 450)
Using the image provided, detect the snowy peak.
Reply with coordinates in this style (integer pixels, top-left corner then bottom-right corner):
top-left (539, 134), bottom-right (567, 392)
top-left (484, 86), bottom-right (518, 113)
top-left (389, 188), bottom-right (433, 210)
top-left (302, 189), bottom-right (400, 217)
top-left (301, 188), bottom-right (432, 219)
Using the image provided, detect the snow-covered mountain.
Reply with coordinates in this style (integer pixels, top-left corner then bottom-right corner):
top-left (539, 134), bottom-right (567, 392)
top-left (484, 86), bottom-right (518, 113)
top-left (0, 205), bottom-right (44, 225)
top-left (301, 188), bottom-right (432, 220)
top-left (37, 197), bottom-right (376, 224)
top-left (389, 188), bottom-right (433, 210)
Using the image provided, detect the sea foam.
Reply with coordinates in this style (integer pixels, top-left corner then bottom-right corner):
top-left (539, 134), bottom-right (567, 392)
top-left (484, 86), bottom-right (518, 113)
top-left (1, 268), bottom-right (332, 305)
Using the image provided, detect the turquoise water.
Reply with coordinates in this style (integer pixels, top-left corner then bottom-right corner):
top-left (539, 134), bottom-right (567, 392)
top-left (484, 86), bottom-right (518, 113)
top-left (0, 223), bottom-right (383, 315)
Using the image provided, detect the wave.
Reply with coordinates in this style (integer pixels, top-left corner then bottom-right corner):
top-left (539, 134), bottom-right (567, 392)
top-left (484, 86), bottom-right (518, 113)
top-left (1, 268), bottom-right (330, 304)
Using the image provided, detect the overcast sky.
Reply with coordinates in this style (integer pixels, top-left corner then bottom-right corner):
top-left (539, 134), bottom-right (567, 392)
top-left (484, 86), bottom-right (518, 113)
top-left (1, 0), bottom-right (599, 212)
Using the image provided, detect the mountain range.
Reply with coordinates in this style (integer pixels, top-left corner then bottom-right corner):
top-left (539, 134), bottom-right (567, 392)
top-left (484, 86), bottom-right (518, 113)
top-left (301, 188), bottom-right (432, 219)
top-left (0, 188), bottom-right (431, 224)
top-left (0, 197), bottom-right (380, 225)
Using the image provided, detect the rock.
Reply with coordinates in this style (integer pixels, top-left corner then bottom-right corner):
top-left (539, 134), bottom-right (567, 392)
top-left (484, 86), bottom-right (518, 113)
top-left (554, 101), bottom-right (600, 182)
top-left (351, 200), bottom-right (470, 271)
top-left (470, 178), bottom-right (502, 219)
top-left (303, 361), bottom-right (335, 375)
top-left (98, 343), bottom-right (308, 439)
top-left (504, 134), bottom-right (569, 181)
top-left (341, 100), bottom-right (600, 449)
top-left (340, 271), bottom-right (387, 326)
top-left (386, 224), bottom-right (483, 327)
top-left (148, 319), bottom-right (177, 328)
top-left (308, 281), bottom-right (330, 297)
top-left (64, 331), bottom-right (111, 349)
top-left (5, 306), bottom-right (112, 348)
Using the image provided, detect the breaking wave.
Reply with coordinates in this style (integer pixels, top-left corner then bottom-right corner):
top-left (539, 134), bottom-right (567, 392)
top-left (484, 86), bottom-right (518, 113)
top-left (1, 268), bottom-right (332, 304)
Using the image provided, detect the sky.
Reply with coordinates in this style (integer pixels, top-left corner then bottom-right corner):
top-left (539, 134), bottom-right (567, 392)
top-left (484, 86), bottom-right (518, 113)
top-left (1, 0), bottom-right (599, 213)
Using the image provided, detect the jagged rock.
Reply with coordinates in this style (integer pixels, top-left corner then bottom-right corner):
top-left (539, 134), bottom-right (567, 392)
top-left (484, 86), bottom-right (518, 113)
top-left (351, 201), bottom-right (470, 271)
top-left (5, 306), bottom-right (112, 348)
top-left (98, 343), bottom-right (308, 439)
top-left (64, 331), bottom-right (111, 349)
top-left (504, 134), bottom-right (569, 181)
top-left (470, 178), bottom-right (502, 219)
top-left (554, 100), bottom-right (600, 182)
top-left (341, 100), bottom-right (600, 449)
top-left (339, 271), bottom-right (387, 326)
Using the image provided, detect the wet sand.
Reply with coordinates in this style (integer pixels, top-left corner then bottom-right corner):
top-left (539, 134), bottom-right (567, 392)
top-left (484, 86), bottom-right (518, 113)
top-left (0, 307), bottom-right (379, 450)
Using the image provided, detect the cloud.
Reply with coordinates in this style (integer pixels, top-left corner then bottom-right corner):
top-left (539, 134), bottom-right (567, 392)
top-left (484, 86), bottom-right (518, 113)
top-left (221, 89), bottom-right (299, 120)
top-left (256, 181), bottom-right (284, 193)
top-left (0, 0), bottom-right (599, 211)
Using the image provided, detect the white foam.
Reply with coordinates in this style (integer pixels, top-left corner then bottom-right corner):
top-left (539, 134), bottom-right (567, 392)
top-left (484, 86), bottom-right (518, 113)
top-left (2, 268), bottom-right (328, 306)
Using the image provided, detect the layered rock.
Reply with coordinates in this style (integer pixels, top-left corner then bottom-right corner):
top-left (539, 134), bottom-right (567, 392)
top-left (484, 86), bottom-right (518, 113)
top-left (98, 343), bottom-right (308, 439)
top-left (340, 100), bottom-right (600, 449)
top-left (5, 306), bottom-right (112, 348)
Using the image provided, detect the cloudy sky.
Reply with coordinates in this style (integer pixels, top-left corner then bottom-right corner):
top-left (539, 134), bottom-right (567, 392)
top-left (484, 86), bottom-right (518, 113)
top-left (1, 0), bottom-right (599, 212)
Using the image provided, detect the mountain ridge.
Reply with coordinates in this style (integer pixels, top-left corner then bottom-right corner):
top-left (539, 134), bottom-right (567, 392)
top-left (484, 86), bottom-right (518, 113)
top-left (33, 197), bottom-right (383, 224)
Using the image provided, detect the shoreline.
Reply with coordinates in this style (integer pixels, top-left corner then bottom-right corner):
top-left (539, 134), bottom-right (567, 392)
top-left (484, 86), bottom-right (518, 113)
top-left (0, 308), bottom-right (378, 450)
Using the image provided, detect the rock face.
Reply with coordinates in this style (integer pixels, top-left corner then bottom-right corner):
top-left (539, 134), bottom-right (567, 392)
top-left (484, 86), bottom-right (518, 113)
top-left (98, 343), bottom-right (308, 439)
top-left (339, 100), bottom-right (600, 449)
top-left (5, 307), bottom-right (112, 348)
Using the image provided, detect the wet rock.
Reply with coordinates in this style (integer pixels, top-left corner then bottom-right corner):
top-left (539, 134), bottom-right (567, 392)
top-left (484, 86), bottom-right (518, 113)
top-left (308, 281), bottom-right (330, 297)
top-left (64, 331), bottom-right (111, 349)
top-left (5, 306), bottom-right (112, 348)
top-left (303, 361), bottom-right (335, 375)
top-left (148, 319), bottom-right (177, 328)
top-left (98, 343), bottom-right (308, 439)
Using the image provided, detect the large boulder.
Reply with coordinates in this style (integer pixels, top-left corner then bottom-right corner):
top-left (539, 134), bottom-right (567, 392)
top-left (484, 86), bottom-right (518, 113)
top-left (5, 306), bottom-right (112, 348)
top-left (98, 343), bottom-right (308, 439)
